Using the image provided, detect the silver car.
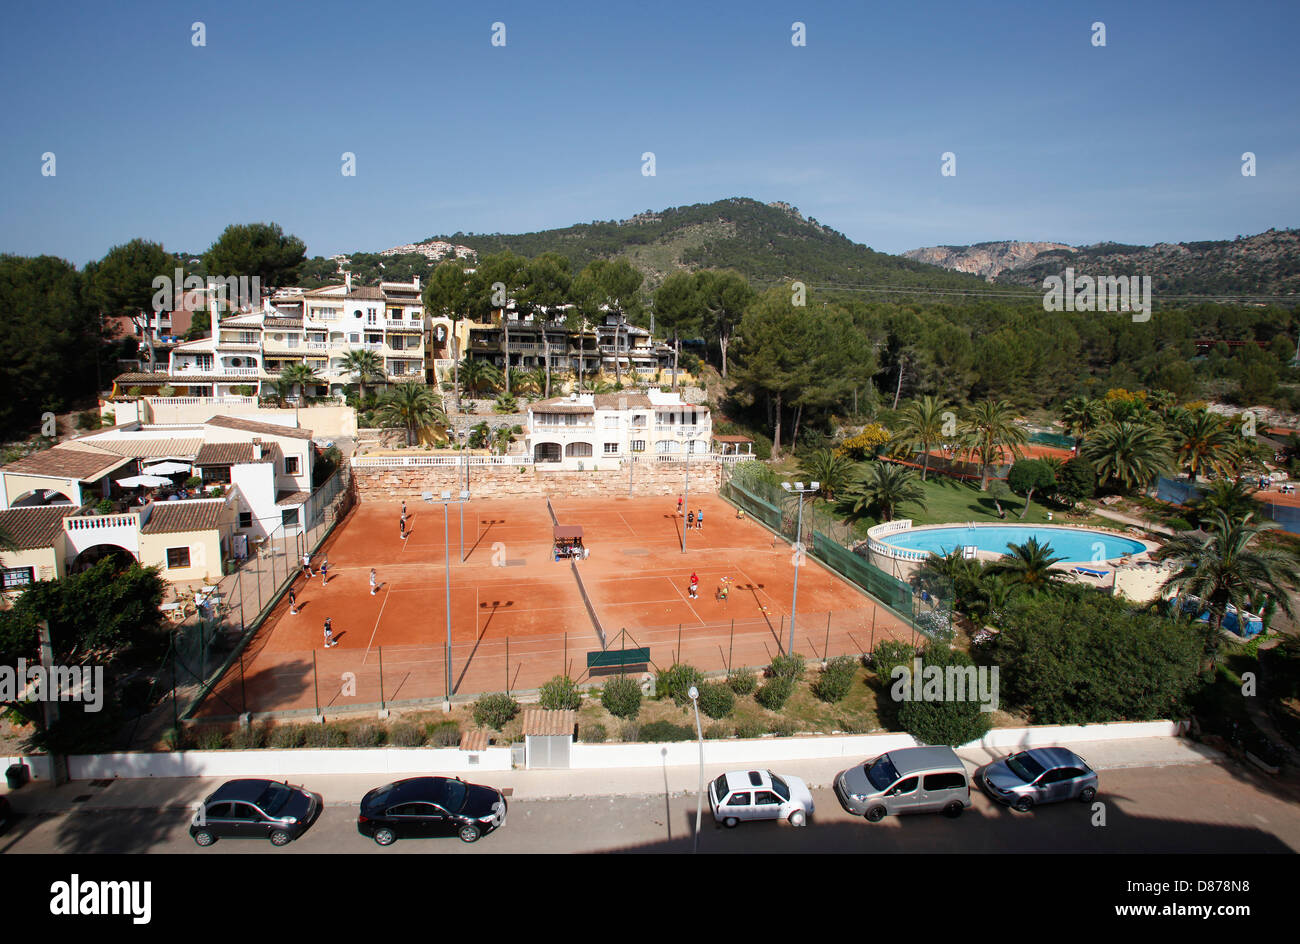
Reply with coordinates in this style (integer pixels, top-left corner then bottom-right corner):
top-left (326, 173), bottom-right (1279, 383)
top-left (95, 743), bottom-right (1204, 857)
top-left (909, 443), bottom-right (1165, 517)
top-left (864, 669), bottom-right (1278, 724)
top-left (709, 769), bottom-right (815, 828)
top-left (979, 747), bottom-right (1098, 811)
top-left (834, 746), bottom-right (972, 821)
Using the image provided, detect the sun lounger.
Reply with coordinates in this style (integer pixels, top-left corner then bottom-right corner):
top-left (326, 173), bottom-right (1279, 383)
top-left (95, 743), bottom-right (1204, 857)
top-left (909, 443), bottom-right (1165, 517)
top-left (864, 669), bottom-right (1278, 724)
top-left (1071, 566), bottom-right (1108, 579)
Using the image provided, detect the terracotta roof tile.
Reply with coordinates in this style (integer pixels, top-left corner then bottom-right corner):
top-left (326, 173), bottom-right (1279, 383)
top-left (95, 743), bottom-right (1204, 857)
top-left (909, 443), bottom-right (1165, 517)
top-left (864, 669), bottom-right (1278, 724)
top-left (195, 442), bottom-right (256, 465)
top-left (2, 447), bottom-right (132, 480)
top-left (204, 415), bottom-right (314, 440)
top-left (275, 489), bottom-right (309, 506)
top-left (521, 708), bottom-right (576, 737)
top-left (459, 728), bottom-right (489, 752)
top-left (0, 505), bottom-right (79, 549)
top-left (140, 499), bottom-right (225, 534)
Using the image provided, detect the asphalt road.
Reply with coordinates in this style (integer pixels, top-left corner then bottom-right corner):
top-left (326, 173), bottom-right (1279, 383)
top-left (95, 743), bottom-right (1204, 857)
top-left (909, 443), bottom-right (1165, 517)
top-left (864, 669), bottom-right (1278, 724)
top-left (2, 761), bottom-right (1297, 854)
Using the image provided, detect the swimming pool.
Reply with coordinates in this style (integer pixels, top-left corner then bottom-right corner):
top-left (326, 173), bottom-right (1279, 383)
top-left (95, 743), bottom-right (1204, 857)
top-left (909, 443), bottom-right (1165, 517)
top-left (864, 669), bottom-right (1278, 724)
top-left (874, 524), bottom-right (1147, 563)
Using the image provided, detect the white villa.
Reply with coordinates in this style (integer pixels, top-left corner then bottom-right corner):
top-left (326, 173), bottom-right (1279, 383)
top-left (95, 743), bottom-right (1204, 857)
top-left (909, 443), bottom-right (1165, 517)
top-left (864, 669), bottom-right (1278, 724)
top-left (526, 388), bottom-right (711, 470)
top-left (0, 416), bottom-right (318, 592)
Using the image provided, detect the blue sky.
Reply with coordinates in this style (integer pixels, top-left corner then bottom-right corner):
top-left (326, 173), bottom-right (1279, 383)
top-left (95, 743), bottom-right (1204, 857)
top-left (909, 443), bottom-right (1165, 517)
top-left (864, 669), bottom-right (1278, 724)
top-left (2, 0), bottom-right (1297, 265)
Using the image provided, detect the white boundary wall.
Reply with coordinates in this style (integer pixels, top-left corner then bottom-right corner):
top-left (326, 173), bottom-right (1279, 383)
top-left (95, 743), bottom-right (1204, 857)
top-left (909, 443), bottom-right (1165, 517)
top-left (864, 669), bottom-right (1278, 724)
top-left (5, 720), bottom-right (1184, 781)
top-left (63, 747), bottom-right (512, 780)
top-left (569, 720), bottom-right (1187, 769)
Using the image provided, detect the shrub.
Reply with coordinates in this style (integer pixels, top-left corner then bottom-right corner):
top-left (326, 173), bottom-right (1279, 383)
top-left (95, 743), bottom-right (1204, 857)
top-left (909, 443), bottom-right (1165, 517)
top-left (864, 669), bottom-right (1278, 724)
top-left (895, 647), bottom-right (994, 747)
top-left (472, 693), bottom-right (520, 729)
top-left (427, 720), bottom-right (462, 747)
top-left (539, 675), bottom-right (583, 711)
top-left (184, 475), bottom-right (203, 489)
top-left (579, 723), bottom-right (607, 743)
top-left (77, 410), bottom-right (100, 430)
top-left (656, 663), bottom-right (703, 706)
top-left (267, 725), bottom-right (304, 749)
top-left (601, 675), bottom-right (642, 719)
top-left (388, 722), bottom-right (426, 747)
top-left (157, 385), bottom-right (176, 397)
top-left (197, 727), bottom-right (226, 750)
top-left (639, 720), bottom-right (695, 742)
top-left (814, 655), bottom-right (859, 703)
top-left (619, 721), bottom-right (641, 742)
top-left (727, 669), bottom-right (757, 695)
top-left (870, 640), bottom-right (917, 681)
top-left (697, 681), bottom-right (735, 719)
top-left (704, 722), bottom-right (731, 739)
top-left (734, 718), bottom-right (765, 739)
top-left (768, 652), bottom-right (806, 681)
top-left (95, 499), bottom-right (114, 515)
top-left (348, 724), bottom-right (385, 747)
top-left (228, 725), bottom-right (265, 750)
top-left (302, 724), bottom-right (348, 747)
top-left (770, 718), bottom-right (799, 737)
top-left (755, 675), bottom-right (796, 711)
top-left (836, 718), bottom-right (873, 734)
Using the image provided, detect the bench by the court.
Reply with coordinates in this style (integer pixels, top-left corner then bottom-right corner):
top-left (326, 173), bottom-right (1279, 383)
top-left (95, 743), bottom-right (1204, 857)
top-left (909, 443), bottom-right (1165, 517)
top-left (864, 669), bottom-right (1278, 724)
top-left (586, 646), bottom-right (651, 669)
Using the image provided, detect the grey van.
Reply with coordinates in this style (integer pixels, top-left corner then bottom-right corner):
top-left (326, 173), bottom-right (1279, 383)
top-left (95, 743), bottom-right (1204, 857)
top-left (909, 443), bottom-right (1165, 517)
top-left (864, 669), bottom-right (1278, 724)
top-left (834, 746), bottom-right (971, 822)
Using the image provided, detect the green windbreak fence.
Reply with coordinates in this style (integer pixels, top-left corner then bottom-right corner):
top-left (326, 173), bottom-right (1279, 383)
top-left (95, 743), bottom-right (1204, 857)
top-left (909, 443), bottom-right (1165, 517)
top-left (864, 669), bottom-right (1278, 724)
top-left (720, 468), bottom-right (927, 634)
top-left (1028, 430), bottom-right (1076, 450)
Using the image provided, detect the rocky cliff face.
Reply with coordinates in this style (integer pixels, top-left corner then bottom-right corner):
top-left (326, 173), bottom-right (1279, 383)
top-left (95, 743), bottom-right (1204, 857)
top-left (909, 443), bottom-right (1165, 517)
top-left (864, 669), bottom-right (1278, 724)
top-left (902, 241), bottom-right (1075, 281)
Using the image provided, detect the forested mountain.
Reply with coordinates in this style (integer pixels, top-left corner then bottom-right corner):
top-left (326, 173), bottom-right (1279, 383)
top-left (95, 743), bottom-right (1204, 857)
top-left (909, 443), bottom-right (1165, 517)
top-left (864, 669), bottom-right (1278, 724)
top-left (405, 198), bottom-right (1012, 294)
top-left (991, 229), bottom-right (1300, 300)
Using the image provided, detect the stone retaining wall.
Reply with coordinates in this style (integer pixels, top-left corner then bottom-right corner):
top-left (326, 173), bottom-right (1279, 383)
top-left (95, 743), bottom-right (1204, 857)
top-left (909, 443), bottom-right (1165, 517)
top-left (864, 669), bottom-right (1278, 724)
top-left (354, 460), bottom-right (722, 500)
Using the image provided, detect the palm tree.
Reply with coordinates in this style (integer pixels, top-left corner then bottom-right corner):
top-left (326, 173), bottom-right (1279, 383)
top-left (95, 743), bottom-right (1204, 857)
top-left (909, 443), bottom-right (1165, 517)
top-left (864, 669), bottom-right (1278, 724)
top-left (1147, 389), bottom-right (1178, 416)
top-left (491, 425), bottom-right (514, 455)
top-left (842, 462), bottom-right (926, 523)
top-left (893, 395), bottom-right (952, 482)
top-left (458, 357), bottom-right (503, 396)
top-left (1191, 478), bottom-right (1259, 526)
top-left (269, 375), bottom-right (294, 408)
top-left (514, 367), bottom-right (546, 397)
top-left (1174, 410), bottom-right (1233, 480)
top-left (279, 363), bottom-right (322, 401)
top-left (376, 382), bottom-right (447, 446)
top-left (341, 349), bottom-right (385, 404)
top-left (797, 448), bottom-right (857, 500)
top-left (1082, 421), bottom-right (1173, 493)
top-left (914, 549), bottom-right (982, 610)
top-left (1155, 510), bottom-right (1300, 675)
top-left (988, 537), bottom-right (1069, 591)
top-left (960, 400), bottom-right (1028, 490)
top-left (968, 572), bottom-right (1018, 627)
top-left (1059, 396), bottom-right (1102, 451)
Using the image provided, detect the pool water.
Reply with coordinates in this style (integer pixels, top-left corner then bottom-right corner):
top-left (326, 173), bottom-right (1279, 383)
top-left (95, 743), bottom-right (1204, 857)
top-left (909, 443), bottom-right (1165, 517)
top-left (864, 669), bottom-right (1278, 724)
top-left (881, 525), bottom-right (1145, 563)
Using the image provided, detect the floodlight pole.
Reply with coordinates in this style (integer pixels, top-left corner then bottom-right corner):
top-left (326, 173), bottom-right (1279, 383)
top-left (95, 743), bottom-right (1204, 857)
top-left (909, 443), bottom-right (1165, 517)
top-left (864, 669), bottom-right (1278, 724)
top-left (782, 481), bottom-right (818, 654)
top-left (680, 430), bottom-right (692, 553)
top-left (443, 495), bottom-right (452, 709)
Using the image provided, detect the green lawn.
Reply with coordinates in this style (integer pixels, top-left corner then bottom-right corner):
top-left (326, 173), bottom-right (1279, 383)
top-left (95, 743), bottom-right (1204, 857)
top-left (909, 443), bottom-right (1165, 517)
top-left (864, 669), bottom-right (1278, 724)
top-left (810, 470), bottom-right (1111, 534)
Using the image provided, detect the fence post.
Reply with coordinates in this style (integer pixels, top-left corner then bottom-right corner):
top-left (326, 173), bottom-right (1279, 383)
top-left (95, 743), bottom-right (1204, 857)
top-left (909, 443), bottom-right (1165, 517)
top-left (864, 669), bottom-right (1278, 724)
top-left (676, 623), bottom-right (681, 665)
top-left (563, 632), bottom-right (567, 676)
top-left (870, 607), bottom-right (876, 654)
top-left (779, 614), bottom-right (786, 654)
top-left (505, 636), bottom-right (510, 694)
top-left (378, 646), bottom-right (385, 710)
top-left (239, 650), bottom-right (247, 715)
top-left (824, 612), bottom-right (831, 663)
top-left (728, 619), bottom-right (734, 673)
top-left (312, 650), bottom-right (321, 717)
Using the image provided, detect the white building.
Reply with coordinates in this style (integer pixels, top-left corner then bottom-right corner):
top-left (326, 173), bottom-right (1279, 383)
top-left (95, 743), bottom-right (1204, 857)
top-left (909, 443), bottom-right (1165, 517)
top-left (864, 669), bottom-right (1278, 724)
top-left (526, 388), bottom-right (711, 470)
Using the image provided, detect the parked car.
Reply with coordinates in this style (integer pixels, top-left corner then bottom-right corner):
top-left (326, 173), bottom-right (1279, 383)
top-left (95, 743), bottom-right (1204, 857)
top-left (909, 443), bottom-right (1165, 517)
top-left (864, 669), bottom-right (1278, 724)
top-left (357, 776), bottom-right (507, 845)
top-left (708, 769), bottom-right (814, 828)
top-left (834, 745), bottom-right (971, 821)
top-left (979, 747), bottom-right (1098, 811)
top-left (190, 779), bottom-right (321, 847)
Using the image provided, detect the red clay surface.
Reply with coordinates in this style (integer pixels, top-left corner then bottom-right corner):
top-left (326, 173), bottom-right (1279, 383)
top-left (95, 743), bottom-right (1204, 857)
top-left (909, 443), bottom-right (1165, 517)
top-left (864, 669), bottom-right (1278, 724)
top-left (203, 494), bottom-right (913, 716)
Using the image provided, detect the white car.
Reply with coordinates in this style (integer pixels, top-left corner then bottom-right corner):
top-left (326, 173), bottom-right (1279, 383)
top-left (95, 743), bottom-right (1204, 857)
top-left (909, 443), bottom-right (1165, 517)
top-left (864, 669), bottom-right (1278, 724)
top-left (709, 769), bottom-right (815, 828)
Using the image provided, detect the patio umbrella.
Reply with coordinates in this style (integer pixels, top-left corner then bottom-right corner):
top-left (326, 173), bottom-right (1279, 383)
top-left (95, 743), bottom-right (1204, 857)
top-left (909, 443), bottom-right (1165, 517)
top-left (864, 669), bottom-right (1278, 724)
top-left (143, 461), bottom-right (191, 475)
top-left (117, 474), bottom-right (172, 488)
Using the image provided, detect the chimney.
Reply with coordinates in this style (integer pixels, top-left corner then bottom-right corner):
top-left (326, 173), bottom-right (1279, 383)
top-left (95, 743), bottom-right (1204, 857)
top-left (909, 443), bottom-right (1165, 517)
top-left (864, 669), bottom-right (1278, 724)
top-left (413, 275), bottom-right (420, 291)
top-left (209, 290), bottom-right (220, 337)
top-left (345, 271), bottom-right (352, 293)
top-left (251, 437), bottom-right (263, 461)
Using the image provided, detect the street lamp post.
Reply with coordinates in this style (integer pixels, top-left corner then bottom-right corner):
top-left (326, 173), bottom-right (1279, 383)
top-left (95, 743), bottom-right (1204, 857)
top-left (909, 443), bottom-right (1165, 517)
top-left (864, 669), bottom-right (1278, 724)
top-left (780, 481), bottom-right (819, 655)
top-left (688, 684), bottom-right (703, 854)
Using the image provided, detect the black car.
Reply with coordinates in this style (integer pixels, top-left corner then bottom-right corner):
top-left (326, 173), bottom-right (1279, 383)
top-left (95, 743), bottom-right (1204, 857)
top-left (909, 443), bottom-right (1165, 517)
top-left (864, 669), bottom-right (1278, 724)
top-left (190, 779), bottom-right (321, 847)
top-left (358, 776), bottom-right (507, 845)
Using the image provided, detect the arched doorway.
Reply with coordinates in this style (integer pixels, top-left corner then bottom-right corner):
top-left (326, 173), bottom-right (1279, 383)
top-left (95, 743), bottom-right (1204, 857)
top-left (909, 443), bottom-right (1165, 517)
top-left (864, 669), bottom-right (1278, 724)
top-left (534, 442), bottom-right (561, 463)
top-left (9, 488), bottom-right (75, 508)
top-left (70, 544), bottom-right (137, 574)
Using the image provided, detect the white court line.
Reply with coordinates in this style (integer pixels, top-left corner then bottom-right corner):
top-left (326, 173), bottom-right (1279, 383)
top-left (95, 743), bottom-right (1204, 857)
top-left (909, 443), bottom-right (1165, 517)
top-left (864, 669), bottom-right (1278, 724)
top-left (363, 585), bottom-right (393, 658)
top-left (665, 575), bottom-right (709, 627)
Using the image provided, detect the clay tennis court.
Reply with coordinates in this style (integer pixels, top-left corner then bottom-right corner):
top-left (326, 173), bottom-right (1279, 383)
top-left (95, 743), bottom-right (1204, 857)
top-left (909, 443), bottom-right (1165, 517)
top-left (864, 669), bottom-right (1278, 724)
top-left (201, 493), bottom-right (913, 717)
